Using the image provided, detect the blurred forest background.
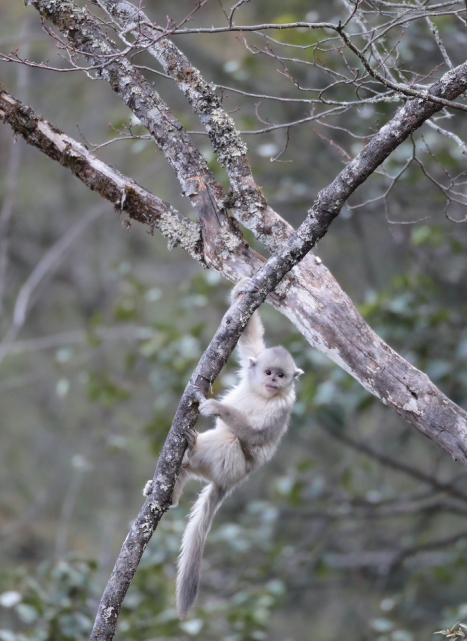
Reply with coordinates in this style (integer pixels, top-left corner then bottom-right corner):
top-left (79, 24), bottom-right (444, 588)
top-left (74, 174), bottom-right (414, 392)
top-left (2, 0), bottom-right (467, 639)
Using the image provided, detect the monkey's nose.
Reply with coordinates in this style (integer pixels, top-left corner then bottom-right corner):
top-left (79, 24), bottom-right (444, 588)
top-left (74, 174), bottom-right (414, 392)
top-left (271, 378), bottom-right (276, 382)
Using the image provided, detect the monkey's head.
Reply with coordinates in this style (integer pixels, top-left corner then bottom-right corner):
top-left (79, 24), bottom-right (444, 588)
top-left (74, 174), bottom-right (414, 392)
top-left (248, 346), bottom-right (303, 397)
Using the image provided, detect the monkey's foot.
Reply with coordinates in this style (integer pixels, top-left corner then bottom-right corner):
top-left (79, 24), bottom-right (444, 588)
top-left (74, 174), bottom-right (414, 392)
top-left (143, 480), bottom-right (153, 496)
top-left (185, 427), bottom-right (198, 448)
top-left (231, 277), bottom-right (259, 301)
top-left (199, 398), bottom-right (221, 417)
top-left (232, 277), bottom-right (281, 305)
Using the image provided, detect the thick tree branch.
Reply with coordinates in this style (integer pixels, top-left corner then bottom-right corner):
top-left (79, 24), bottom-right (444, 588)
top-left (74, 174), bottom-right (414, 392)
top-left (85, 2), bottom-right (467, 466)
top-left (0, 86), bottom-right (204, 263)
top-left (26, 0), bottom-right (248, 276)
top-left (98, 0), bottom-right (289, 248)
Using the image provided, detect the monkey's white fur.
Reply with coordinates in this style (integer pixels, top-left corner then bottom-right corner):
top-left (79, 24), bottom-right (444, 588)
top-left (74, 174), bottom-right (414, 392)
top-left (145, 278), bottom-right (303, 619)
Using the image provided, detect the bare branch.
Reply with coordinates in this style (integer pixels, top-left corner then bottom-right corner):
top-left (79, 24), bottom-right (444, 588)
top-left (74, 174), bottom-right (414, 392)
top-left (0, 87), bottom-right (204, 265)
top-left (0, 200), bottom-right (106, 366)
top-left (26, 0), bottom-right (247, 274)
top-left (426, 118), bottom-right (467, 155)
top-left (17, 3), bottom-right (467, 467)
top-left (337, 26), bottom-right (467, 112)
top-left (228, 0), bottom-right (251, 28)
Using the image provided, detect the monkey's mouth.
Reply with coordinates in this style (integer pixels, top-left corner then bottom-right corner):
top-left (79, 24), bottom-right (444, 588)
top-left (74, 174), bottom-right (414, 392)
top-left (265, 384), bottom-right (278, 392)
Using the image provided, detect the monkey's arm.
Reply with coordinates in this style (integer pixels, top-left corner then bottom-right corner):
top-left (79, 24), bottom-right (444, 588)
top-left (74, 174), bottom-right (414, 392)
top-left (199, 398), bottom-right (270, 447)
top-left (231, 278), bottom-right (266, 366)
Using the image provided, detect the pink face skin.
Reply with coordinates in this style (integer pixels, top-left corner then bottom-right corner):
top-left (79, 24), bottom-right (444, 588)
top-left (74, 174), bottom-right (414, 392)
top-left (263, 367), bottom-right (287, 394)
top-left (248, 347), bottom-right (303, 398)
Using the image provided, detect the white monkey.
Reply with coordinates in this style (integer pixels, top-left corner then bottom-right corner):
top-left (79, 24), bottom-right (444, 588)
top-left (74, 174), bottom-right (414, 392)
top-left (146, 278), bottom-right (303, 619)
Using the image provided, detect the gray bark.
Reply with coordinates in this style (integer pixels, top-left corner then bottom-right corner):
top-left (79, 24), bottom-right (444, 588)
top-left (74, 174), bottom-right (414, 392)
top-left (0, 87), bottom-right (204, 263)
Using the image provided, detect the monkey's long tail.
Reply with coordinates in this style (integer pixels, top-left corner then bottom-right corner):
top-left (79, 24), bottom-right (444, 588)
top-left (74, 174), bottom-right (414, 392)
top-left (176, 483), bottom-right (226, 619)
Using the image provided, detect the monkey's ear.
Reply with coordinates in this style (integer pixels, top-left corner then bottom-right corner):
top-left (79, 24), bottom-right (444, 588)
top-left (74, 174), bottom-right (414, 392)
top-left (249, 357), bottom-right (257, 367)
top-left (294, 368), bottom-right (304, 378)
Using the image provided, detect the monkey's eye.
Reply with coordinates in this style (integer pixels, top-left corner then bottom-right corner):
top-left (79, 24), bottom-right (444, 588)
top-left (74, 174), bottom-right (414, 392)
top-left (265, 370), bottom-right (272, 376)
top-left (278, 373), bottom-right (284, 378)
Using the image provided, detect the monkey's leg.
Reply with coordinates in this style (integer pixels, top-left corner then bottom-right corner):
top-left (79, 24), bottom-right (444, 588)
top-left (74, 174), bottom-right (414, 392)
top-left (185, 427), bottom-right (198, 451)
top-left (143, 429), bottom-right (197, 502)
top-left (171, 466), bottom-right (190, 508)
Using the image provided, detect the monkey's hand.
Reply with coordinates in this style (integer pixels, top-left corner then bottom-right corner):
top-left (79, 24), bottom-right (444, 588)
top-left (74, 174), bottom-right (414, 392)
top-left (199, 398), bottom-right (223, 417)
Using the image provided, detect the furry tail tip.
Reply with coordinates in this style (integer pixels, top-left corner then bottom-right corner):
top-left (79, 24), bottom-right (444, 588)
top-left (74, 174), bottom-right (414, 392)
top-left (176, 484), bottom-right (226, 619)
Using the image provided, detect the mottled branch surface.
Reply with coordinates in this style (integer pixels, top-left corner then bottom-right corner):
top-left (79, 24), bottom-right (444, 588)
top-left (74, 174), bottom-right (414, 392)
top-left (88, 124), bottom-right (379, 638)
top-left (0, 87), bottom-right (204, 262)
top-left (26, 0), bottom-right (247, 276)
top-left (99, 0), bottom-right (285, 246)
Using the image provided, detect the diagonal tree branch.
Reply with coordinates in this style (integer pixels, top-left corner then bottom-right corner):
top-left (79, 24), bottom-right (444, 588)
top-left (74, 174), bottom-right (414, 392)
top-left (98, 0), bottom-right (306, 250)
top-left (85, 38), bottom-right (467, 641)
top-left (26, 0), bottom-right (248, 276)
top-left (88, 48), bottom-right (467, 629)
top-left (0, 86), bottom-right (204, 264)
top-left (76, 0), bottom-right (467, 465)
top-left (89, 112), bottom-right (389, 639)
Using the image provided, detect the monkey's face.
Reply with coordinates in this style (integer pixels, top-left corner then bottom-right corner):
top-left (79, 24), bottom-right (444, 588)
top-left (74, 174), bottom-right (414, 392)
top-left (249, 347), bottom-right (303, 397)
top-left (262, 366), bottom-right (289, 394)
